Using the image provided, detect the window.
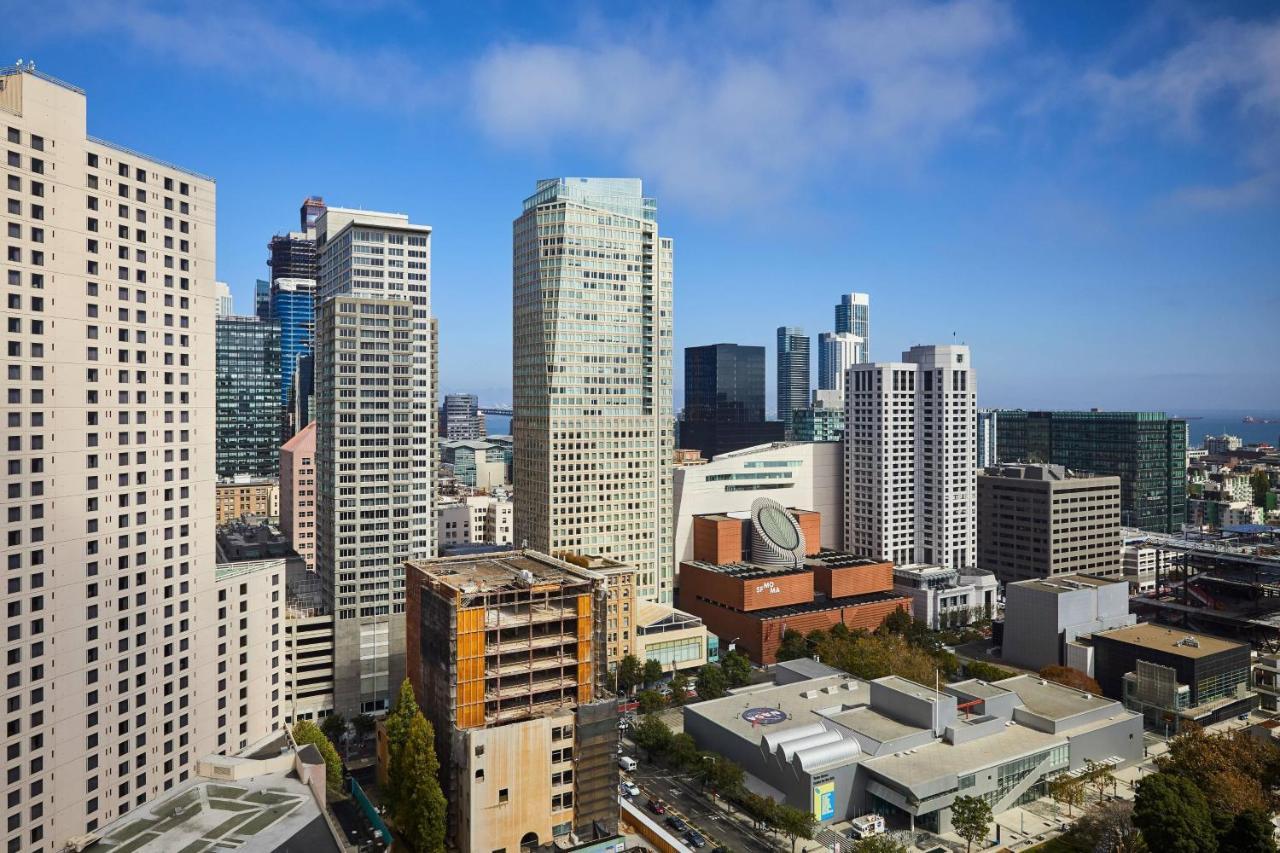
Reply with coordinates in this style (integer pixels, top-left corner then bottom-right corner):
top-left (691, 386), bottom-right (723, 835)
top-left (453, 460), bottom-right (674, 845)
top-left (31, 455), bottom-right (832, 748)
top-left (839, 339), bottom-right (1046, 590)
top-left (498, 788), bottom-right (508, 804)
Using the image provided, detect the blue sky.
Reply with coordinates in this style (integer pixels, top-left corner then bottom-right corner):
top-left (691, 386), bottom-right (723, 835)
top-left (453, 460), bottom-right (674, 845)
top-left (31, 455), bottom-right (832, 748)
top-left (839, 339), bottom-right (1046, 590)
top-left (6, 0), bottom-right (1278, 412)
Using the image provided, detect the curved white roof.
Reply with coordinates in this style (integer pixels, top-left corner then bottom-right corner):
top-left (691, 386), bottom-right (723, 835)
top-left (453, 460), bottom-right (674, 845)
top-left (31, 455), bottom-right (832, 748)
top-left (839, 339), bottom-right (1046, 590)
top-left (777, 729), bottom-right (842, 763)
top-left (760, 722), bottom-right (828, 754)
top-left (793, 738), bottom-right (862, 773)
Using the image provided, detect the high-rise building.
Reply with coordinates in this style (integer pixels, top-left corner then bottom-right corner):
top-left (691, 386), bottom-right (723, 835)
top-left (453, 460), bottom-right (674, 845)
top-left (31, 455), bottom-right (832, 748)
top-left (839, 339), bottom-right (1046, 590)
top-left (681, 343), bottom-right (783, 459)
top-left (268, 277), bottom-right (316, 417)
top-left (267, 196), bottom-right (325, 283)
top-left (513, 178), bottom-right (674, 603)
top-left (977, 408), bottom-right (999, 469)
top-left (0, 64), bottom-right (279, 850)
top-left (978, 463), bottom-right (1122, 584)
top-left (314, 207), bottom-right (435, 716)
top-left (215, 315), bottom-right (282, 478)
top-left (292, 349), bottom-right (314, 432)
top-left (405, 551), bottom-right (619, 852)
top-left (835, 291), bottom-right (870, 340)
top-left (214, 280), bottom-right (233, 317)
top-left (776, 326), bottom-right (810, 424)
top-left (995, 410), bottom-right (1187, 533)
top-left (440, 392), bottom-right (486, 440)
top-left (281, 421), bottom-right (318, 572)
top-left (845, 345), bottom-right (977, 569)
top-left (817, 331), bottom-right (863, 395)
top-left (254, 278), bottom-right (271, 319)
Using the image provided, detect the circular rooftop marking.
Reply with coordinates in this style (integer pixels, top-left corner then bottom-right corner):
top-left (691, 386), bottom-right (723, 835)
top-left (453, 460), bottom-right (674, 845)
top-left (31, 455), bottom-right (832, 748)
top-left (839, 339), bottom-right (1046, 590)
top-left (742, 707), bottom-right (788, 725)
top-left (757, 503), bottom-right (800, 550)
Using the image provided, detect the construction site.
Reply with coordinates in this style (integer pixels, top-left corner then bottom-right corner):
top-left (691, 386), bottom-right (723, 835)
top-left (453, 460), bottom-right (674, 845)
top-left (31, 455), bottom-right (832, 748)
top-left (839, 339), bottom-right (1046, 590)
top-left (404, 550), bottom-right (619, 853)
top-left (1127, 525), bottom-right (1280, 650)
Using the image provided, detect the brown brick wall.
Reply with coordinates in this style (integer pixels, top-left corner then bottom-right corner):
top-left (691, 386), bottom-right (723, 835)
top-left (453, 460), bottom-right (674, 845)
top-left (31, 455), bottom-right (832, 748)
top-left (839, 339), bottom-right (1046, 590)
top-left (679, 562), bottom-right (812, 612)
top-left (813, 561), bottom-right (894, 598)
top-left (791, 510), bottom-right (822, 556)
top-left (692, 516), bottom-right (745, 564)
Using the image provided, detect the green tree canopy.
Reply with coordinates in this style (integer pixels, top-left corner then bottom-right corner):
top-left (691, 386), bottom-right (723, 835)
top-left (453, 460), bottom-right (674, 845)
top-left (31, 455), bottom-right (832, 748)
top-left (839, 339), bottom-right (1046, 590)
top-left (384, 678), bottom-right (421, 816)
top-left (720, 651), bottom-right (752, 688)
top-left (670, 671), bottom-right (692, 705)
top-left (950, 795), bottom-right (992, 853)
top-left (667, 732), bottom-right (700, 770)
top-left (320, 712), bottom-right (347, 746)
top-left (637, 689), bottom-right (666, 715)
top-left (1220, 810), bottom-right (1278, 853)
top-left (643, 658), bottom-right (664, 687)
top-left (1156, 725), bottom-right (1280, 816)
top-left (293, 720), bottom-right (343, 796)
top-left (1132, 772), bottom-right (1217, 853)
top-left (775, 803), bottom-right (816, 853)
top-left (1251, 471), bottom-right (1272, 508)
top-left (855, 836), bottom-right (909, 853)
top-left (617, 654), bottom-right (643, 693)
top-left (396, 712), bottom-right (447, 853)
top-left (776, 629), bottom-right (809, 661)
top-left (1039, 664), bottom-right (1102, 694)
top-left (351, 713), bottom-right (376, 740)
top-left (631, 714), bottom-right (673, 760)
top-left (696, 663), bottom-right (728, 700)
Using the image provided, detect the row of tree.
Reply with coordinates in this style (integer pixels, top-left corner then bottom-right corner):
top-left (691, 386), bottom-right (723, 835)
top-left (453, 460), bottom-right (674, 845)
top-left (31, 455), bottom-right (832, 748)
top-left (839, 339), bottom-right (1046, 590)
top-left (620, 649), bottom-right (754, 712)
top-left (629, 713), bottom-right (816, 851)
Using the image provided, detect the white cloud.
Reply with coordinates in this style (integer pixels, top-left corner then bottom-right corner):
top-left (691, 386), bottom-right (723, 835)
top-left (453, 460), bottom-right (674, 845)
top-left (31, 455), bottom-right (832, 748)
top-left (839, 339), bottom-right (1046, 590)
top-left (469, 0), bottom-right (1015, 211)
top-left (1085, 16), bottom-right (1280, 210)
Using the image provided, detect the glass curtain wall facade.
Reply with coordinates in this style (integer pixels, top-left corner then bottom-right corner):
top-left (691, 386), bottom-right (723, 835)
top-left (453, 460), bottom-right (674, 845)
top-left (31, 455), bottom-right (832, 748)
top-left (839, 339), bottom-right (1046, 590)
top-left (215, 316), bottom-right (281, 478)
top-left (268, 277), bottom-right (316, 410)
top-left (682, 344), bottom-right (782, 458)
top-left (996, 410), bottom-right (1187, 532)
top-left (776, 326), bottom-right (810, 423)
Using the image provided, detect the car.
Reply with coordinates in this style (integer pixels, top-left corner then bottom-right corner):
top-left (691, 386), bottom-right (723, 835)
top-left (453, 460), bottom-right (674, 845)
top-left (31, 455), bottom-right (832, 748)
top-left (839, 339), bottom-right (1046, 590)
top-left (657, 686), bottom-right (673, 697)
top-left (1238, 713), bottom-right (1250, 721)
top-left (684, 830), bottom-right (707, 848)
top-left (622, 781), bottom-right (640, 797)
top-left (647, 798), bottom-right (666, 815)
top-left (665, 815), bottom-right (688, 833)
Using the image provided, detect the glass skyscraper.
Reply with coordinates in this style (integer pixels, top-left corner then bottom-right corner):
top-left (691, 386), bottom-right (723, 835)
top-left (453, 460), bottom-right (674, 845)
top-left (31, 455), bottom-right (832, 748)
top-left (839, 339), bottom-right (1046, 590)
top-left (776, 326), bottom-right (811, 423)
top-left (269, 277), bottom-right (316, 411)
top-left (995, 410), bottom-right (1187, 533)
top-left (682, 344), bottom-right (783, 458)
top-left (216, 316), bottom-right (282, 478)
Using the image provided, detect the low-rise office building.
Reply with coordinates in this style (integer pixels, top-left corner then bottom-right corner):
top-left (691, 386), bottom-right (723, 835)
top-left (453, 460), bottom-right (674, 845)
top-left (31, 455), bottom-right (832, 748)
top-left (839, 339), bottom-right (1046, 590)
top-left (1091, 623), bottom-right (1256, 732)
top-left (216, 474), bottom-right (281, 525)
top-left (635, 601), bottom-right (713, 672)
top-left (978, 464), bottom-right (1122, 584)
top-left (999, 575), bottom-right (1135, 674)
top-left (436, 495), bottom-right (514, 554)
top-left (891, 564), bottom-right (998, 629)
top-left (441, 439), bottom-right (509, 490)
top-left (677, 500), bottom-right (909, 664)
top-left (683, 669), bottom-right (1142, 834)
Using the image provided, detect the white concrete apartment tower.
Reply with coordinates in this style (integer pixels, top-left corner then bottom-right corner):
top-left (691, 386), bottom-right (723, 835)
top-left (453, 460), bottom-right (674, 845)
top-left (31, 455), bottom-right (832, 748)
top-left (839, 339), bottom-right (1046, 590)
top-left (314, 207), bottom-right (435, 716)
top-left (845, 345), bottom-right (977, 570)
top-left (0, 66), bottom-right (226, 850)
top-left (513, 178), bottom-right (675, 602)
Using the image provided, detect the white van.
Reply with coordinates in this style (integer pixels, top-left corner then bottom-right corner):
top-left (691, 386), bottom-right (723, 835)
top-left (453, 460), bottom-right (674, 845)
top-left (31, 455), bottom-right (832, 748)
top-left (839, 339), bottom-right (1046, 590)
top-left (618, 756), bottom-right (637, 772)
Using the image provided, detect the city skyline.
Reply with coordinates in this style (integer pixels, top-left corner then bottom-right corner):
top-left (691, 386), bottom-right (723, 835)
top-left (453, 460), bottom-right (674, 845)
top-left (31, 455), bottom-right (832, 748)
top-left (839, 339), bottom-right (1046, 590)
top-left (6, 2), bottom-right (1277, 412)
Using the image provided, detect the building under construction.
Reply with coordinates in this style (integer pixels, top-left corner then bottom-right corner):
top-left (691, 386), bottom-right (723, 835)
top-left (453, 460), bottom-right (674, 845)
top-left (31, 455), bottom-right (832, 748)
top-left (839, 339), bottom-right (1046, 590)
top-left (1128, 526), bottom-right (1280, 650)
top-left (405, 550), bottom-right (619, 853)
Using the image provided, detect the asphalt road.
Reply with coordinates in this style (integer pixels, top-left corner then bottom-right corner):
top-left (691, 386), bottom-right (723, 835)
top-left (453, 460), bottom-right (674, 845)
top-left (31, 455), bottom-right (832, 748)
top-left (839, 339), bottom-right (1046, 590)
top-left (623, 748), bottom-right (779, 852)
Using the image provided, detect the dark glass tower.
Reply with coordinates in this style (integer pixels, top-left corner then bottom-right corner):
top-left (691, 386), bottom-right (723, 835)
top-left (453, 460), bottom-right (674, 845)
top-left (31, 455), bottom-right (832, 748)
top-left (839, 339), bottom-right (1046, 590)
top-left (215, 316), bottom-right (282, 478)
top-left (776, 326), bottom-right (810, 423)
top-left (996, 410), bottom-right (1187, 533)
top-left (269, 278), bottom-right (316, 410)
top-left (682, 344), bottom-right (783, 458)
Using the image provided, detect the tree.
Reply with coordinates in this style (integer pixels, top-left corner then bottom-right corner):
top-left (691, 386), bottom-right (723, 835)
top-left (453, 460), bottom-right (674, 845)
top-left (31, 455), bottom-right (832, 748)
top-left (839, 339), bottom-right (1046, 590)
top-left (880, 605), bottom-right (913, 636)
top-left (1132, 772), bottom-right (1217, 853)
top-left (1220, 810), bottom-right (1278, 853)
top-left (720, 650), bottom-right (752, 688)
top-left (667, 732), bottom-right (700, 770)
top-left (293, 720), bottom-right (343, 797)
top-left (855, 837), bottom-right (909, 853)
top-left (320, 712), bottom-right (347, 746)
top-left (396, 712), bottom-right (447, 853)
top-left (1156, 724), bottom-right (1280, 816)
top-left (774, 803), bottom-right (816, 853)
top-left (1251, 471), bottom-right (1272, 508)
top-left (950, 795), bottom-right (992, 853)
top-left (642, 658), bottom-right (664, 688)
top-left (670, 671), bottom-right (692, 705)
top-left (631, 714), bottom-right (672, 761)
top-left (617, 654), bottom-right (643, 694)
top-left (776, 629), bottom-right (809, 661)
top-left (1050, 773), bottom-right (1086, 817)
top-left (384, 678), bottom-right (421, 816)
top-left (1039, 664), bottom-right (1102, 694)
top-left (965, 660), bottom-right (1014, 682)
top-left (696, 663), bottom-right (728, 701)
top-left (637, 689), bottom-right (666, 715)
top-left (698, 754), bottom-right (744, 804)
top-left (1085, 759), bottom-right (1115, 804)
top-left (1072, 800), bottom-right (1145, 853)
top-left (352, 713), bottom-right (376, 741)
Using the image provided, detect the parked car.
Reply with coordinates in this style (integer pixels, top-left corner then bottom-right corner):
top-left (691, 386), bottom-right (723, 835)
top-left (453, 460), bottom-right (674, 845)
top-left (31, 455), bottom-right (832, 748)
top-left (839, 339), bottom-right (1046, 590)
top-left (618, 756), bottom-right (637, 771)
top-left (665, 815), bottom-right (688, 833)
top-left (647, 798), bottom-right (666, 815)
top-left (622, 781), bottom-right (640, 798)
top-left (684, 830), bottom-right (706, 848)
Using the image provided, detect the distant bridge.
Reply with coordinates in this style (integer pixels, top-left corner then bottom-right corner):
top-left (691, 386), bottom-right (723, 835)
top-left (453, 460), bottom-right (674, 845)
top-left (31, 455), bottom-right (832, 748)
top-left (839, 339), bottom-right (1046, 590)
top-left (479, 406), bottom-right (513, 417)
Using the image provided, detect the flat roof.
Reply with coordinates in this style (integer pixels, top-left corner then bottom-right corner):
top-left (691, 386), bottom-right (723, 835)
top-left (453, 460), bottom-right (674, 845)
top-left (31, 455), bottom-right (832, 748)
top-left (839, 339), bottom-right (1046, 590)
top-left (687, 675), bottom-right (865, 741)
top-left (1093, 623), bottom-right (1244, 658)
top-left (1012, 574), bottom-right (1121, 594)
top-left (947, 679), bottom-right (1013, 700)
top-left (995, 674), bottom-right (1116, 720)
top-left (863, 724), bottom-right (1064, 788)
top-left (827, 706), bottom-right (926, 742)
top-left (407, 550), bottom-right (602, 594)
